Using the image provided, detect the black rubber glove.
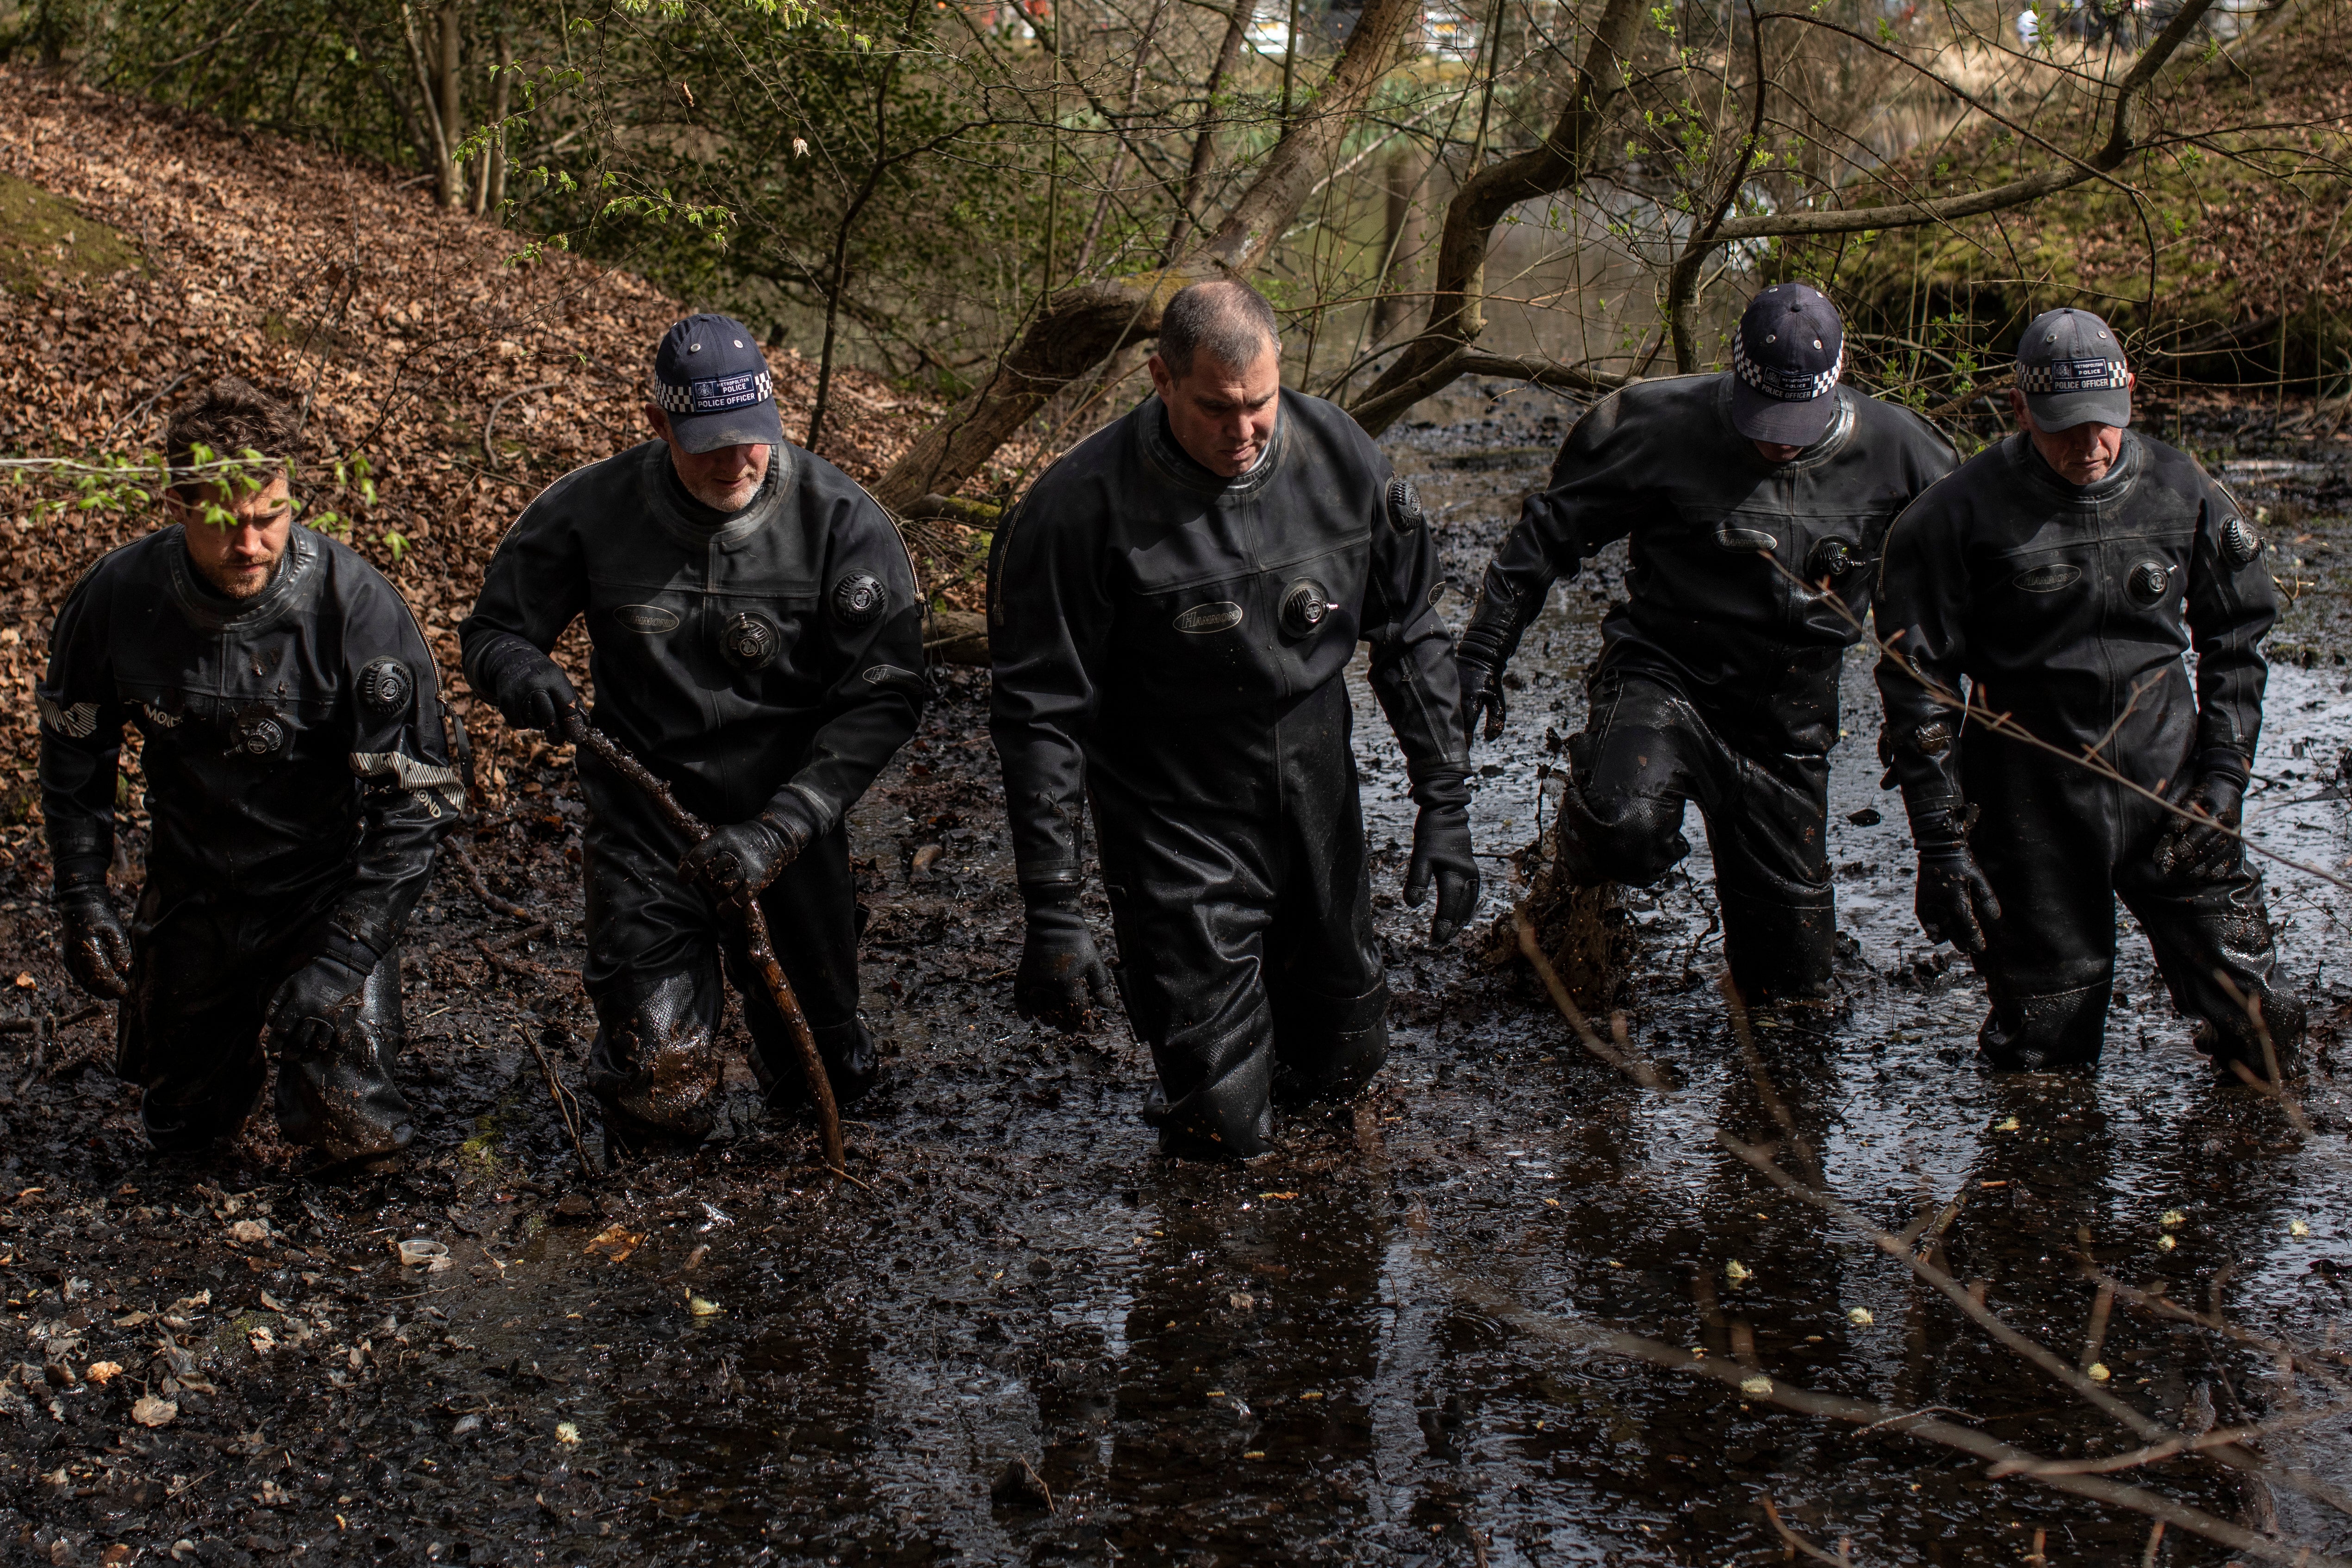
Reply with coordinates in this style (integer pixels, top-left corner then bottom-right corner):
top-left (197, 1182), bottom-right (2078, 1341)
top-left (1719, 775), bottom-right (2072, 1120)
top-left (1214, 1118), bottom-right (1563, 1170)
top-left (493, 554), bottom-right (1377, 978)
top-left (680, 795), bottom-right (816, 902)
top-left (265, 950), bottom-right (373, 1058)
top-left (53, 877), bottom-right (130, 1000)
top-left (1455, 651), bottom-right (1506, 747)
top-left (1404, 803), bottom-right (1480, 946)
top-left (470, 633), bottom-right (577, 737)
top-left (1014, 887), bottom-right (1110, 1030)
top-left (1454, 575), bottom-right (1522, 747)
top-left (1912, 803), bottom-right (2001, 955)
top-left (2151, 766), bottom-right (2246, 882)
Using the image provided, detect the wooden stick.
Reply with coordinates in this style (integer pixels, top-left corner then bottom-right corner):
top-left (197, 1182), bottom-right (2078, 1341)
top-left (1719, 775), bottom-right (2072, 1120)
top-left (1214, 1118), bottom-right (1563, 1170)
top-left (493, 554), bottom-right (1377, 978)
top-left (560, 707), bottom-right (846, 1179)
top-left (741, 897), bottom-right (846, 1178)
top-left (449, 843), bottom-right (535, 922)
top-left (1454, 1278), bottom-right (2352, 1568)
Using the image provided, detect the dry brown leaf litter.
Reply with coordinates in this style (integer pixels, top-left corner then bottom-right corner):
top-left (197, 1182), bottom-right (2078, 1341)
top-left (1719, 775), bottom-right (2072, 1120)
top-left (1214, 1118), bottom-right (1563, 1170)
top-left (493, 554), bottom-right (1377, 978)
top-left (0, 65), bottom-right (1022, 859)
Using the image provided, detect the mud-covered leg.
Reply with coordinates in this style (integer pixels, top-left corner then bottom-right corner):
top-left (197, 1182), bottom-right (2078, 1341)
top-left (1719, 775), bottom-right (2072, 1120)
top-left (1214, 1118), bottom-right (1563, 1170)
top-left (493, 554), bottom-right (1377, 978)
top-left (119, 901), bottom-right (270, 1155)
top-left (2121, 843), bottom-right (2304, 1080)
top-left (1267, 709), bottom-right (1391, 1110)
top-left (1970, 765), bottom-right (2119, 1071)
top-left (1268, 978), bottom-right (1389, 1109)
top-left (1101, 810), bottom-right (1281, 1163)
top-left (1705, 748), bottom-right (1836, 1007)
top-left (585, 965), bottom-right (726, 1146)
top-left (580, 788), bottom-right (731, 1147)
top-left (274, 945), bottom-right (415, 1164)
top-left (1551, 674), bottom-right (1702, 889)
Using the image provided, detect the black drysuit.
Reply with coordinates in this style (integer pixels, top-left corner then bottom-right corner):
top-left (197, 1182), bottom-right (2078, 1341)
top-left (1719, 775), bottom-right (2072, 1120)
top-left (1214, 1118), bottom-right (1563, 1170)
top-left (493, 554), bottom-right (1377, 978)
top-left (38, 523), bottom-right (460, 1157)
top-left (989, 391), bottom-right (1467, 1156)
top-left (1456, 374), bottom-right (1957, 1000)
top-left (460, 441), bottom-right (925, 1140)
top-left (1874, 431), bottom-right (2296, 1072)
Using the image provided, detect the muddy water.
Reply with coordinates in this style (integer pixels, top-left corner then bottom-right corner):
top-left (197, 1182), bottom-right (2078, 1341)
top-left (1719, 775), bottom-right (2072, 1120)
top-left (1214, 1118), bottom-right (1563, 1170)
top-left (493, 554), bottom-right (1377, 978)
top-left (405, 406), bottom-right (2348, 1566)
top-left (10, 398), bottom-right (2351, 1567)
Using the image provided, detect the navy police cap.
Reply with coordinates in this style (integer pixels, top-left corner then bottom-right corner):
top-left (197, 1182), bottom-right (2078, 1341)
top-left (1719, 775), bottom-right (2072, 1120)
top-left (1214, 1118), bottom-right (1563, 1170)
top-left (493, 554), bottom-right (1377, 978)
top-left (2015, 307), bottom-right (2131, 432)
top-left (651, 313), bottom-right (788, 454)
top-left (1729, 281), bottom-right (1846, 448)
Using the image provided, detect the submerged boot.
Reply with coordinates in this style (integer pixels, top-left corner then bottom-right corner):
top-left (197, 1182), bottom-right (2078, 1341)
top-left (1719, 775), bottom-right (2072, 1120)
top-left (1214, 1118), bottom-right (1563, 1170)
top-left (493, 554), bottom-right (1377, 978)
top-left (2198, 989), bottom-right (2306, 1085)
top-left (1719, 890), bottom-right (1838, 1011)
top-left (1144, 1031), bottom-right (1275, 1161)
top-left (1271, 980), bottom-right (1390, 1110)
top-left (1977, 982), bottom-right (2109, 1072)
top-left (753, 1014), bottom-right (884, 1114)
top-left (276, 947), bottom-right (415, 1168)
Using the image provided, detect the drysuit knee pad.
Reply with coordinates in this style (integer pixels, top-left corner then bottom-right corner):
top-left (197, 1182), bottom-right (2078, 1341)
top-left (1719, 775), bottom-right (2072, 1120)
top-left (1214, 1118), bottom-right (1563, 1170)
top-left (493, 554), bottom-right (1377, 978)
top-left (1555, 774), bottom-right (1689, 888)
top-left (587, 968), bottom-right (723, 1142)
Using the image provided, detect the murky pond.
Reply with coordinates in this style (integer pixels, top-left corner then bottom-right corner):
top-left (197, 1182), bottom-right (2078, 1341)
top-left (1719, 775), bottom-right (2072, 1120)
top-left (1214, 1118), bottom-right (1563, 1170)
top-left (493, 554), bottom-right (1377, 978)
top-left (6, 392), bottom-right (2349, 1567)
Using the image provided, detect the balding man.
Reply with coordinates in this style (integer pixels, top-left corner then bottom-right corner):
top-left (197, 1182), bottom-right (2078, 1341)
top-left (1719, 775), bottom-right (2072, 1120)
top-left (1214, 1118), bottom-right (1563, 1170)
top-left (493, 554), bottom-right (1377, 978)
top-left (989, 279), bottom-right (1475, 1161)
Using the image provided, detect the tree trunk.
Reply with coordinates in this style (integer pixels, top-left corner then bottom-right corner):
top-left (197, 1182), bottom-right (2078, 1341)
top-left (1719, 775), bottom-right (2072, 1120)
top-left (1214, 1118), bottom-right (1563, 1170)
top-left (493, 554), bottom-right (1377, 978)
top-left (872, 0), bottom-right (1420, 511)
top-left (475, 31), bottom-right (512, 216)
top-left (1073, 0), bottom-right (1167, 277)
top-left (436, 4), bottom-right (466, 209)
top-left (400, 0), bottom-right (460, 208)
top-left (1349, 0), bottom-right (1646, 432)
top-left (1164, 0), bottom-right (1261, 262)
top-left (1371, 144), bottom-right (1425, 343)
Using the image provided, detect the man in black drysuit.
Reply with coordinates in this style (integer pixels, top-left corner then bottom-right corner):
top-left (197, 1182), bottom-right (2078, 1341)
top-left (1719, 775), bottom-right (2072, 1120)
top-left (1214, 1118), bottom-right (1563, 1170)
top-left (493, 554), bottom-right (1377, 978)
top-left (40, 376), bottom-right (460, 1165)
top-left (989, 279), bottom-right (1475, 1161)
top-left (1452, 283), bottom-right (1957, 1003)
top-left (1874, 306), bottom-right (2302, 1075)
top-left (460, 314), bottom-right (924, 1145)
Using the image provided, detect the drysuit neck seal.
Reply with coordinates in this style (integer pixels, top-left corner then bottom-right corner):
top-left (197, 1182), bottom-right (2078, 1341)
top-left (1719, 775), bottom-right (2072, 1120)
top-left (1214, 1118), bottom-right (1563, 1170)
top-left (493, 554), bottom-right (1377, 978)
top-left (1137, 394), bottom-right (1288, 500)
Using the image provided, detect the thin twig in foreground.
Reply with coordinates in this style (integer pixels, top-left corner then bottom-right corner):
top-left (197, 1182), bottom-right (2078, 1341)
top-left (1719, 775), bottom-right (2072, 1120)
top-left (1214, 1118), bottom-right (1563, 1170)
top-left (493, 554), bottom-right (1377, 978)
top-left (1771, 559), bottom-right (2352, 898)
top-left (1515, 904), bottom-right (1668, 1091)
top-left (1726, 1134), bottom-right (2352, 1520)
top-left (2213, 973), bottom-right (2312, 1135)
top-left (1447, 1275), bottom-right (2349, 1568)
top-left (1760, 1493), bottom-right (1856, 1565)
top-left (524, 1024), bottom-right (595, 1181)
top-left (1722, 973), bottom-right (1823, 1187)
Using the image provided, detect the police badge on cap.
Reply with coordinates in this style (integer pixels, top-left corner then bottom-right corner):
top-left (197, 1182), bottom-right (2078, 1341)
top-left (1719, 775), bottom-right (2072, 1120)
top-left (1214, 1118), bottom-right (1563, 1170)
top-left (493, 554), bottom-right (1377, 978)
top-left (650, 314), bottom-right (789, 455)
top-left (1729, 281), bottom-right (1846, 448)
top-left (2015, 307), bottom-right (2132, 433)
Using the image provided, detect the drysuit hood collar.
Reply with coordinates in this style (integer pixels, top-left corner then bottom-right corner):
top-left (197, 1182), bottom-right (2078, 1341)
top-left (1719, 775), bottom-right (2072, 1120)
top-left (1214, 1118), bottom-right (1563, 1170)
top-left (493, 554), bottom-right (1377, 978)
top-left (1137, 392), bottom-right (1289, 500)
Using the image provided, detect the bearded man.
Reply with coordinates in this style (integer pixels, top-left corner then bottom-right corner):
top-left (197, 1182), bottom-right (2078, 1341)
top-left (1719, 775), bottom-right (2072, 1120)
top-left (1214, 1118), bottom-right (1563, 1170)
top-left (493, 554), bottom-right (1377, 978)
top-left (40, 376), bottom-right (460, 1166)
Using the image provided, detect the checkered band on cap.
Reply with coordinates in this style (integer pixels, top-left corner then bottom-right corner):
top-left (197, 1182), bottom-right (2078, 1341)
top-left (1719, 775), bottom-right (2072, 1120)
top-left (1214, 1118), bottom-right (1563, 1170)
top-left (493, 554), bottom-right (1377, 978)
top-left (1732, 331), bottom-right (1844, 404)
top-left (2016, 356), bottom-right (2128, 394)
top-left (652, 368), bottom-right (776, 416)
